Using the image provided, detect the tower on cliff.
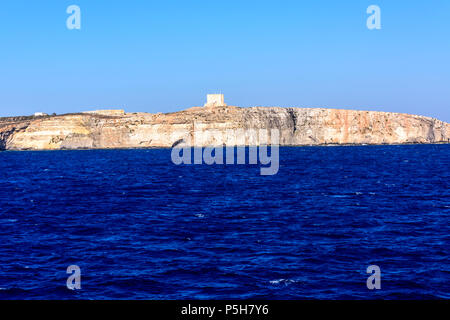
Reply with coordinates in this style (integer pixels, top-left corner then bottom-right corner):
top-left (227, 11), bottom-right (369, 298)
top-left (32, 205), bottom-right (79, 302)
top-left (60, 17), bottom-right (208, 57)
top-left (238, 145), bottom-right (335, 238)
top-left (204, 94), bottom-right (227, 107)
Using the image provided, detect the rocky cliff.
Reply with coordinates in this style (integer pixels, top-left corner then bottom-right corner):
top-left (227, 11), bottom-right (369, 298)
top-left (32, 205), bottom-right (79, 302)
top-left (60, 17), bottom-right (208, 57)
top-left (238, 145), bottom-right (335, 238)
top-left (0, 106), bottom-right (448, 150)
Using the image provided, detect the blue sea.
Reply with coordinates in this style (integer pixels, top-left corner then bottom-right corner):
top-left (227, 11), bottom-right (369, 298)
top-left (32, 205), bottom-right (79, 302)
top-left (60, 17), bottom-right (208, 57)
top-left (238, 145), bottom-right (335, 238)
top-left (0, 145), bottom-right (449, 299)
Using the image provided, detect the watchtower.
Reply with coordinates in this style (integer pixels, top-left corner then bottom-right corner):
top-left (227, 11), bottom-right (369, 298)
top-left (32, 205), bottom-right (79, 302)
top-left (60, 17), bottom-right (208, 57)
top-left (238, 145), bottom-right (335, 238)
top-left (204, 94), bottom-right (227, 107)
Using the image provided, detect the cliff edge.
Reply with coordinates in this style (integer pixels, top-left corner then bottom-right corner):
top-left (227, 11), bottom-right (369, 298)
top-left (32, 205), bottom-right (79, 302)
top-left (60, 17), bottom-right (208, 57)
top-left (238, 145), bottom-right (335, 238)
top-left (0, 106), bottom-right (449, 150)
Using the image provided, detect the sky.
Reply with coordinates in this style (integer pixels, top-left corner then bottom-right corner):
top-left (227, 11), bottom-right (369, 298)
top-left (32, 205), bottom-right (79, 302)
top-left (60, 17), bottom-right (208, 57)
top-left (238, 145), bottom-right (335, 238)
top-left (0, 0), bottom-right (449, 121)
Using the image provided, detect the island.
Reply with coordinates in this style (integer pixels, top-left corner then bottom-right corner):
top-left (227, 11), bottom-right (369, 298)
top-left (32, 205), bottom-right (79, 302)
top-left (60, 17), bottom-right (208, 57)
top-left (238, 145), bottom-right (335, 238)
top-left (0, 95), bottom-right (449, 150)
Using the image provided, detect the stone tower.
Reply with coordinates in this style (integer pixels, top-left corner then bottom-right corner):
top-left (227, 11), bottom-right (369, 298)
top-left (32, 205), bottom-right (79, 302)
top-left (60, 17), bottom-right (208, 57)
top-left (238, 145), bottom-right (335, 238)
top-left (204, 94), bottom-right (227, 107)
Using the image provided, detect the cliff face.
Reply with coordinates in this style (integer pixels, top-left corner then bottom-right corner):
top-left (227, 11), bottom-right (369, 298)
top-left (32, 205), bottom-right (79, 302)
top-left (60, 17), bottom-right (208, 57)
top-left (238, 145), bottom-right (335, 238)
top-left (0, 106), bottom-right (448, 150)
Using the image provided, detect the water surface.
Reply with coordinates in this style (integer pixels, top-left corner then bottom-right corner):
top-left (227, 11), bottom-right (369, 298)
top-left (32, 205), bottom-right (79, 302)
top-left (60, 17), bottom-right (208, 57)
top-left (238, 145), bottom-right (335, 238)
top-left (0, 145), bottom-right (449, 299)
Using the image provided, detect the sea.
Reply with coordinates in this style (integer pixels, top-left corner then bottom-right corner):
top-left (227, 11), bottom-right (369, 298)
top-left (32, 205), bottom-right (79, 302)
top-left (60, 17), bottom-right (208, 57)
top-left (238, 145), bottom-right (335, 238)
top-left (0, 145), bottom-right (448, 299)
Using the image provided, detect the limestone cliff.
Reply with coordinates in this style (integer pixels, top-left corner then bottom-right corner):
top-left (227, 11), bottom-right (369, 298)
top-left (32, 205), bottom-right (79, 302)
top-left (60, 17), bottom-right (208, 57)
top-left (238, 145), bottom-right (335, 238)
top-left (0, 106), bottom-right (448, 150)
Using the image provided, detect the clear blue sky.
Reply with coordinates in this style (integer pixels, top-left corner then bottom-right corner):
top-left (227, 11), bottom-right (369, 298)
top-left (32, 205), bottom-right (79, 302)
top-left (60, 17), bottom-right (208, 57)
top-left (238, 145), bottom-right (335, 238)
top-left (0, 0), bottom-right (449, 121)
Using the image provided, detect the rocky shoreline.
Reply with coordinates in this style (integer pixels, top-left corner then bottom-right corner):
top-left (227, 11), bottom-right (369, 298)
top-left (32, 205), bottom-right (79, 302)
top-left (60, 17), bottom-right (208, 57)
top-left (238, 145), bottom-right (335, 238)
top-left (0, 106), bottom-right (449, 151)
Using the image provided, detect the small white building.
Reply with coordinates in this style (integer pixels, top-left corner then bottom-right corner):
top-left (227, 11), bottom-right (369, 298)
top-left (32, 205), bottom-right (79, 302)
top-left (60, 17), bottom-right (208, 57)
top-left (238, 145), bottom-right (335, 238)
top-left (82, 110), bottom-right (125, 116)
top-left (204, 94), bottom-right (227, 107)
top-left (34, 112), bottom-right (48, 117)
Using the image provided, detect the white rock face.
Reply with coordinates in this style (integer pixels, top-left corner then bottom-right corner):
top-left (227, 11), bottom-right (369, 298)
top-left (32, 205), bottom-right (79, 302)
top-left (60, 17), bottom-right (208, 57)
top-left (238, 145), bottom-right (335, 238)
top-left (0, 106), bottom-right (448, 150)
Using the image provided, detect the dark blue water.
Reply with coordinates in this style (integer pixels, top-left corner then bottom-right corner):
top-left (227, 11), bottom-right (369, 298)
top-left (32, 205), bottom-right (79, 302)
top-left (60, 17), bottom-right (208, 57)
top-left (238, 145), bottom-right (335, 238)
top-left (0, 145), bottom-right (449, 299)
